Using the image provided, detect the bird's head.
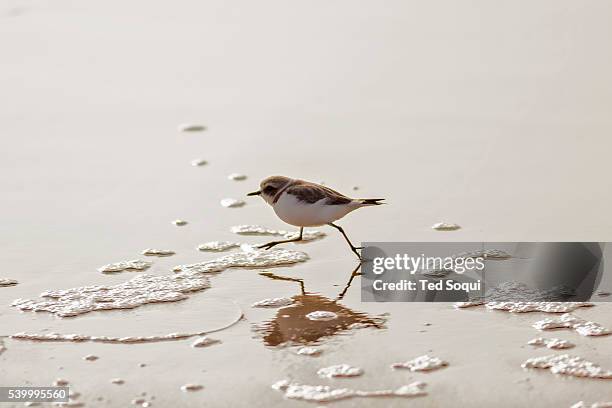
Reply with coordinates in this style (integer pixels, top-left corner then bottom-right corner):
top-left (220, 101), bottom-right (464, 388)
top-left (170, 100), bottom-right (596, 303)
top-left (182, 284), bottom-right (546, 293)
top-left (247, 176), bottom-right (293, 205)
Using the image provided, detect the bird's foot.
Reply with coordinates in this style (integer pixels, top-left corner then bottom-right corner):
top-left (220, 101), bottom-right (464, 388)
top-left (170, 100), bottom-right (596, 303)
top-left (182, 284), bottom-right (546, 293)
top-left (257, 241), bottom-right (280, 250)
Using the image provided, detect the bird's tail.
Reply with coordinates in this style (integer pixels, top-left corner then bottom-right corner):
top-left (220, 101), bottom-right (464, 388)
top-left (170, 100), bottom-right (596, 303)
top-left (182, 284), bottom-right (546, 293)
top-left (358, 198), bottom-right (386, 206)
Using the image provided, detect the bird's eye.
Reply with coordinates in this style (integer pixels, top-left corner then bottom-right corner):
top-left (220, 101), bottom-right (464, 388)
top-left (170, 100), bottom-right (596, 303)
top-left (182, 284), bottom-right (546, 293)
top-left (263, 186), bottom-right (277, 195)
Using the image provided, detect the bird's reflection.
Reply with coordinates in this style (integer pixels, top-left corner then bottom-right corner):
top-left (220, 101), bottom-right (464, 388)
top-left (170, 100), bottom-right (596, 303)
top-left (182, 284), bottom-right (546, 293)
top-left (254, 265), bottom-right (385, 347)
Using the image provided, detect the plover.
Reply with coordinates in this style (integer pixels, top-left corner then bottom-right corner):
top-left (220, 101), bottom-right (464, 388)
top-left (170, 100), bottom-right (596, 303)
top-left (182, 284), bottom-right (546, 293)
top-left (247, 176), bottom-right (384, 259)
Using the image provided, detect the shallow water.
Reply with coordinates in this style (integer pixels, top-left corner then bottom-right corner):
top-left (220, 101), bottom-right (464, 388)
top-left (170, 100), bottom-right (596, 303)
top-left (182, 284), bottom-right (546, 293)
top-left (3, 2), bottom-right (612, 406)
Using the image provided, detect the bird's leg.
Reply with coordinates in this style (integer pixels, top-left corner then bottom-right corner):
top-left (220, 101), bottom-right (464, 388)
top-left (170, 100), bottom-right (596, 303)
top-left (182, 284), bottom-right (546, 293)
top-left (328, 223), bottom-right (362, 260)
top-left (257, 227), bottom-right (304, 250)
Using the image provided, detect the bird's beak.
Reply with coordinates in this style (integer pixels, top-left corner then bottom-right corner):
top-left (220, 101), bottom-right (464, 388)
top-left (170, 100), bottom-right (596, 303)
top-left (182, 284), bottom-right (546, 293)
top-left (247, 190), bottom-right (261, 196)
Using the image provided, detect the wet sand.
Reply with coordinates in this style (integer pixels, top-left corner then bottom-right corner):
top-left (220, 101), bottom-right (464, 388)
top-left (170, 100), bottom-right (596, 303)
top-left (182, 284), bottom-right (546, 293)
top-left (2, 1), bottom-right (612, 407)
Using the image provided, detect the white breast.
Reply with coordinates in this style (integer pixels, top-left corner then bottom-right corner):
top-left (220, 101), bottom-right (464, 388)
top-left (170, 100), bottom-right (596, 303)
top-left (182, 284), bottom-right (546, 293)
top-left (272, 193), bottom-right (357, 227)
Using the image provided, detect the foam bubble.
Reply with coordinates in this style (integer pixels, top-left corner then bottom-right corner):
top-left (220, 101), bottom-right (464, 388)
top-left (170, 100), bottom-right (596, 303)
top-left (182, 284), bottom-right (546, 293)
top-left (15, 248), bottom-right (303, 319)
top-left (98, 259), bottom-right (152, 274)
top-left (198, 241), bottom-right (240, 252)
top-left (173, 248), bottom-right (308, 274)
top-left (522, 354), bottom-right (612, 379)
top-left (220, 198), bottom-right (245, 208)
top-left (272, 379), bottom-right (427, 402)
top-left (306, 311), bottom-right (338, 321)
top-left (191, 337), bottom-right (220, 348)
top-left (0, 278), bottom-right (18, 287)
top-left (12, 272), bottom-right (209, 317)
top-left (178, 124), bottom-right (206, 132)
top-left (391, 355), bottom-right (448, 372)
top-left (181, 384), bottom-right (203, 392)
top-left (228, 173), bottom-right (247, 181)
top-left (296, 347), bottom-right (322, 356)
top-left (252, 297), bottom-right (294, 308)
top-left (190, 159), bottom-right (207, 166)
top-left (487, 302), bottom-right (594, 313)
top-left (230, 225), bottom-right (325, 241)
top-left (317, 364), bottom-right (363, 378)
top-left (432, 222), bottom-right (461, 231)
top-left (527, 337), bottom-right (574, 350)
top-left (532, 313), bottom-right (610, 336)
top-left (453, 249), bottom-right (512, 260)
top-left (571, 402), bottom-right (612, 408)
top-left (142, 249), bottom-right (175, 257)
top-left (454, 300), bottom-right (485, 309)
top-left (454, 301), bottom-right (594, 314)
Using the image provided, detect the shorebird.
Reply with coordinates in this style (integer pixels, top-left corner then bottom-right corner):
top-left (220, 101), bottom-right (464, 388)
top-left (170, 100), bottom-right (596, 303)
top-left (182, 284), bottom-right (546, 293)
top-left (247, 176), bottom-right (384, 259)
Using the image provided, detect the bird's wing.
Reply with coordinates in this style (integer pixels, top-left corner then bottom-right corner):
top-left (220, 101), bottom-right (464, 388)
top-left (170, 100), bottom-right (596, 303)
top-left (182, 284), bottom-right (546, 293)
top-left (284, 183), bottom-right (353, 205)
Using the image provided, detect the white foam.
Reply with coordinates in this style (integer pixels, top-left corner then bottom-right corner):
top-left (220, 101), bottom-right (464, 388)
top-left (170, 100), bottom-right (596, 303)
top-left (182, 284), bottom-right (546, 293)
top-left (228, 173), bottom-right (247, 181)
top-left (191, 336), bottom-right (220, 348)
top-left (272, 379), bottom-right (427, 402)
top-left (532, 313), bottom-right (610, 336)
top-left (98, 259), bottom-right (152, 274)
top-left (522, 354), bottom-right (612, 379)
top-left (173, 219), bottom-right (188, 226)
top-left (527, 337), bottom-right (574, 350)
top-left (453, 249), bottom-right (512, 260)
top-left (198, 241), bottom-right (240, 252)
top-left (190, 158), bottom-right (207, 166)
top-left (572, 402), bottom-right (612, 408)
top-left (252, 297), bottom-right (294, 308)
top-left (181, 384), bottom-right (203, 392)
top-left (420, 269), bottom-right (454, 278)
top-left (15, 248), bottom-right (303, 319)
top-left (142, 249), bottom-right (175, 257)
top-left (12, 331), bottom-right (209, 344)
top-left (454, 301), bottom-right (594, 314)
top-left (487, 302), bottom-right (594, 313)
top-left (221, 198), bottom-right (245, 208)
top-left (0, 278), bottom-right (18, 287)
top-left (173, 248), bottom-right (308, 274)
top-left (12, 272), bottom-right (209, 317)
top-left (306, 311), bottom-right (338, 321)
top-left (317, 364), bottom-right (363, 378)
top-left (391, 355), bottom-right (448, 372)
top-left (431, 222), bottom-right (461, 231)
top-left (178, 123), bottom-right (206, 132)
top-left (454, 300), bottom-right (485, 309)
top-left (230, 225), bottom-right (325, 241)
top-left (296, 347), bottom-right (322, 356)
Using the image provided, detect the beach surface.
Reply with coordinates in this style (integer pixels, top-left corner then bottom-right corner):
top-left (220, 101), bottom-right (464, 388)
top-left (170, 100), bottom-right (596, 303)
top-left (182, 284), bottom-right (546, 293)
top-left (2, 1), bottom-right (612, 406)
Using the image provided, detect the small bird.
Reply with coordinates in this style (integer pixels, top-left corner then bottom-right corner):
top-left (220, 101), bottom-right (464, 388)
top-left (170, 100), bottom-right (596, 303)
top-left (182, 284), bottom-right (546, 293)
top-left (247, 176), bottom-right (384, 259)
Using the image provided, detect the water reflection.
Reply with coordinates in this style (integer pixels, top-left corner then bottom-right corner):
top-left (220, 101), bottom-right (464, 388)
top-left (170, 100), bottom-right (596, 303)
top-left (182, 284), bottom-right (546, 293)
top-left (254, 266), bottom-right (385, 347)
